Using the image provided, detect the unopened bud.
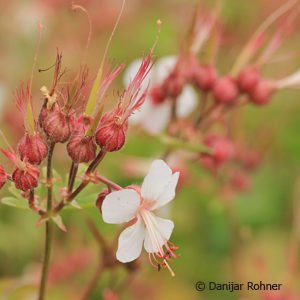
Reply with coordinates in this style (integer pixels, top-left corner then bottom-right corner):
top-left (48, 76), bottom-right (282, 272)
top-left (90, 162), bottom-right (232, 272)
top-left (162, 71), bottom-right (184, 98)
top-left (41, 110), bottom-right (75, 143)
top-left (18, 132), bottom-right (48, 165)
top-left (237, 66), bottom-right (260, 93)
top-left (249, 79), bottom-right (275, 105)
top-left (95, 111), bottom-right (128, 152)
top-left (203, 134), bottom-right (234, 165)
top-left (213, 76), bottom-right (239, 104)
top-left (67, 134), bottom-right (96, 163)
top-left (12, 163), bottom-right (39, 191)
top-left (193, 64), bottom-right (217, 92)
top-left (150, 85), bottom-right (166, 105)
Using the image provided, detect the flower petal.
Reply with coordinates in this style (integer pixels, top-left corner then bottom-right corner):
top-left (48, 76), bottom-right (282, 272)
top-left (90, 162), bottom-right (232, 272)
top-left (151, 172), bottom-right (180, 210)
top-left (141, 101), bottom-right (171, 134)
top-left (102, 189), bottom-right (140, 224)
top-left (153, 55), bottom-right (177, 83)
top-left (116, 217), bottom-right (145, 263)
top-left (144, 214), bottom-right (174, 253)
top-left (176, 85), bottom-right (197, 117)
top-left (141, 160), bottom-right (179, 209)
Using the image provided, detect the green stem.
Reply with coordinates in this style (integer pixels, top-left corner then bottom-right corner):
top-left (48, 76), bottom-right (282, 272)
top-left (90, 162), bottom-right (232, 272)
top-left (54, 149), bottom-right (107, 213)
top-left (38, 142), bottom-right (55, 300)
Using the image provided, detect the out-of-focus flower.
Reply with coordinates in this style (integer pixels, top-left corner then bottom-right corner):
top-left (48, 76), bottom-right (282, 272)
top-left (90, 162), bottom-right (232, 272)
top-left (101, 160), bottom-right (179, 275)
top-left (123, 56), bottom-right (197, 134)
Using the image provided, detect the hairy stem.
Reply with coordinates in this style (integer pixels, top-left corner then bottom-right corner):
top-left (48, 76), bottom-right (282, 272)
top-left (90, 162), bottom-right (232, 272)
top-left (96, 173), bottom-right (122, 191)
top-left (38, 142), bottom-right (55, 300)
top-left (28, 189), bottom-right (45, 215)
top-left (68, 162), bottom-right (79, 193)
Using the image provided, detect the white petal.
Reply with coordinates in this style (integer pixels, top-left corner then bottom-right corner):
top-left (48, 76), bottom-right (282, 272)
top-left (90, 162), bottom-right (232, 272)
top-left (141, 160), bottom-right (178, 209)
top-left (153, 55), bottom-right (177, 83)
top-left (102, 189), bottom-right (140, 224)
top-left (116, 217), bottom-right (145, 263)
top-left (123, 58), bottom-right (153, 90)
top-left (142, 101), bottom-right (171, 134)
top-left (151, 172), bottom-right (179, 210)
top-left (144, 214), bottom-right (174, 253)
top-left (176, 85), bottom-right (197, 117)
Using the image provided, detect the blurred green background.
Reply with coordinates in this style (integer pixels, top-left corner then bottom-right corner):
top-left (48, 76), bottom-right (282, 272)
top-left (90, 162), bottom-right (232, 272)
top-left (0, 0), bottom-right (300, 299)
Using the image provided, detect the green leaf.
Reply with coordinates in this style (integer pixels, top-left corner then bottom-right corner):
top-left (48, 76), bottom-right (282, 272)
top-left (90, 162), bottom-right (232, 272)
top-left (1, 197), bottom-right (29, 210)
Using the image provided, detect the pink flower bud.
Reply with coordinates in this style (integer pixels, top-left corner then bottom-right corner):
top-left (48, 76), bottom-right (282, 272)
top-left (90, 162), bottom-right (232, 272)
top-left (96, 189), bottom-right (110, 214)
top-left (41, 110), bottom-right (75, 143)
top-left (67, 115), bottom-right (96, 163)
top-left (237, 66), bottom-right (260, 93)
top-left (162, 71), bottom-right (184, 98)
top-left (193, 64), bottom-right (217, 92)
top-left (203, 134), bottom-right (234, 165)
top-left (12, 163), bottom-right (39, 191)
top-left (18, 132), bottom-right (48, 165)
top-left (67, 135), bottom-right (96, 163)
top-left (150, 85), bottom-right (165, 105)
top-left (249, 79), bottom-right (275, 105)
top-left (213, 76), bottom-right (239, 104)
top-left (95, 111), bottom-right (128, 152)
top-left (0, 165), bottom-right (7, 189)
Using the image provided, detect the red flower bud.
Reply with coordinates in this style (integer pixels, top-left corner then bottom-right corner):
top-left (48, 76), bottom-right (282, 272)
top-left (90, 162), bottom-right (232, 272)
top-left (95, 111), bottom-right (128, 152)
top-left (150, 85), bottom-right (165, 105)
top-left (203, 134), bottom-right (234, 165)
top-left (162, 71), bottom-right (184, 98)
top-left (41, 110), bottom-right (75, 143)
top-left (96, 189), bottom-right (110, 214)
top-left (193, 64), bottom-right (217, 92)
top-left (237, 66), bottom-right (260, 93)
top-left (67, 134), bottom-right (97, 163)
top-left (0, 165), bottom-right (7, 189)
top-left (12, 163), bottom-right (39, 191)
top-left (249, 79), bottom-right (275, 105)
top-left (18, 132), bottom-right (48, 165)
top-left (213, 76), bottom-right (239, 104)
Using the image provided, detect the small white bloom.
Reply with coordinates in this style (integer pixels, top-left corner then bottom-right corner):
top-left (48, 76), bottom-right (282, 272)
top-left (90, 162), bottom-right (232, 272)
top-left (123, 56), bottom-right (197, 134)
top-left (102, 159), bottom-right (180, 276)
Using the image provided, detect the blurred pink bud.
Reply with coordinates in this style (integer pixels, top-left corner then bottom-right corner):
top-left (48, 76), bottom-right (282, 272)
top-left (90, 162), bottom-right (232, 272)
top-left (95, 111), bottom-right (128, 152)
top-left (18, 132), bottom-right (48, 165)
top-left (0, 165), bottom-right (7, 189)
top-left (150, 85), bottom-right (165, 105)
top-left (237, 66), bottom-right (260, 93)
top-left (249, 79), bottom-right (276, 105)
top-left (203, 134), bottom-right (234, 165)
top-left (41, 109), bottom-right (75, 143)
top-left (96, 189), bottom-right (110, 214)
top-left (12, 163), bottom-right (39, 191)
top-left (193, 64), bottom-right (217, 92)
top-left (213, 76), bottom-right (239, 104)
top-left (162, 71), bottom-right (185, 98)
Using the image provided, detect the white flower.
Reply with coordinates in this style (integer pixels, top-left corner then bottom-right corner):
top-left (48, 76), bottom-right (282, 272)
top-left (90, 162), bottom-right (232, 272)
top-left (123, 56), bottom-right (197, 135)
top-left (102, 159), bottom-right (180, 276)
